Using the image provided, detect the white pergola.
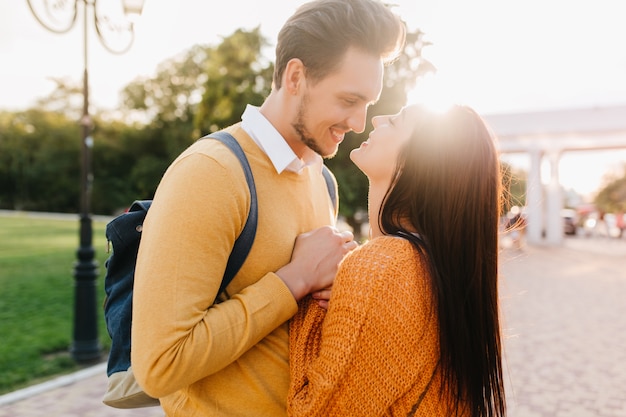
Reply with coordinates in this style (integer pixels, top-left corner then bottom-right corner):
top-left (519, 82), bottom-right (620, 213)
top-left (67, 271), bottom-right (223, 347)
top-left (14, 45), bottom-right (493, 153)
top-left (484, 105), bottom-right (626, 246)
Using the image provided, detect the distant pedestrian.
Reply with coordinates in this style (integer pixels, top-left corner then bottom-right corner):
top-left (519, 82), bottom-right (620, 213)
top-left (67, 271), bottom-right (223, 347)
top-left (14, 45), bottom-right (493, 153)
top-left (505, 207), bottom-right (526, 249)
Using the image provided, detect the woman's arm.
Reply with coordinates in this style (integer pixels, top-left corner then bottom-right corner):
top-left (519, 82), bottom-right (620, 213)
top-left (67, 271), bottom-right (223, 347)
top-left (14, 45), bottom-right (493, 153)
top-left (288, 238), bottom-right (438, 416)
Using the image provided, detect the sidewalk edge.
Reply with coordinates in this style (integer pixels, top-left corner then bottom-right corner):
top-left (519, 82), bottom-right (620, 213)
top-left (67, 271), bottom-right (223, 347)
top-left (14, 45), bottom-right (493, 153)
top-left (0, 362), bottom-right (107, 407)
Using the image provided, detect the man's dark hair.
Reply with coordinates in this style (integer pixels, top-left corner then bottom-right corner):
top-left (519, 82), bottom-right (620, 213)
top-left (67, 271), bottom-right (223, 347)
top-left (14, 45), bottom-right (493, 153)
top-left (273, 0), bottom-right (406, 89)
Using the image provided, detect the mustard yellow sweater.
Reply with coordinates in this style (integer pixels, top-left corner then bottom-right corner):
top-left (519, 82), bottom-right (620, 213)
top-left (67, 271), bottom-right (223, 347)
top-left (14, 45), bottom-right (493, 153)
top-left (288, 236), bottom-right (454, 416)
top-left (131, 125), bottom-right (336, 417)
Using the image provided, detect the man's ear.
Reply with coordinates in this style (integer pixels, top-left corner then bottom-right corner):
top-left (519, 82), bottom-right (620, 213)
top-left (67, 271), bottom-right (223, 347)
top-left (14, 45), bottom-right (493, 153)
top-left (284, 58), bottom-right (305, 95)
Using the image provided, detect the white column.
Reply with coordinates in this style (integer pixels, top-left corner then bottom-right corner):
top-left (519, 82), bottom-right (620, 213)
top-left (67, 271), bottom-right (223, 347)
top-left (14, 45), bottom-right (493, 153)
top-left (525, 148), bottom-right (543, 245)
top-left (545, 150), bottom-right (564, 245)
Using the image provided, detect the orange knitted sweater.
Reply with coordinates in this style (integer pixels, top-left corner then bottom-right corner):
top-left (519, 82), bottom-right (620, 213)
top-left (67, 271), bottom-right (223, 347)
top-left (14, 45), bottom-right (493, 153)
top-left (288, 236), bottom-right (456, 416)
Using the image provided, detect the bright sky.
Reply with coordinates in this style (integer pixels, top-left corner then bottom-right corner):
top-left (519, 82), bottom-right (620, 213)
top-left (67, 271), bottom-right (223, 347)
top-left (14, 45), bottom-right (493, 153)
top-left (1, 0), bottom-right (625, 197)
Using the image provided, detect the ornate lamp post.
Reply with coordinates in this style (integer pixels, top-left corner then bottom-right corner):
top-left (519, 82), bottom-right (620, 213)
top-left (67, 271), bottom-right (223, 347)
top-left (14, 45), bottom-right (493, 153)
top-left (26, 0), bottom-right (144, 362)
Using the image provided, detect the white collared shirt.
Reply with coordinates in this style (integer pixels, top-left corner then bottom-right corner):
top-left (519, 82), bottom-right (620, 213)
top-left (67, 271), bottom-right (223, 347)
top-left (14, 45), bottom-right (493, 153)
top-left (241, 104), bottom-right (323, 174)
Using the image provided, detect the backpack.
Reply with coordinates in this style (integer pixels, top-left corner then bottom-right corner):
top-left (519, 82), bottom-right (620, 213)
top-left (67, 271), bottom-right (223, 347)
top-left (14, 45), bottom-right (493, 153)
top-left (102, 131), bottom-right (337, 408)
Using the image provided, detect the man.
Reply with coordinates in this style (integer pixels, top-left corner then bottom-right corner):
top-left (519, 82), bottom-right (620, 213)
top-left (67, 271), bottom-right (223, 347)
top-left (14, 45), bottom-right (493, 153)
top-left (131, 0), bottom-right (406, 415)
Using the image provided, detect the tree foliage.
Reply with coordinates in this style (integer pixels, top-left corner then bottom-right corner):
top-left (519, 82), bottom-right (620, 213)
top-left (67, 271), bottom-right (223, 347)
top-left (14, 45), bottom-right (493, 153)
top-left (9, 25), bottom-right (536, 225)
top-left (120, 43), bottom-right (212, 126)
top-left (194, 27), bottom-right (273, 135)
top-left (1, 28), bottom-right (273, 214)
top-left (594, 166), bottom-right (626, 213)
top-left (34, 77), bottom-right (84, 121)
top-left (0, 110), bottom-right (80, 212)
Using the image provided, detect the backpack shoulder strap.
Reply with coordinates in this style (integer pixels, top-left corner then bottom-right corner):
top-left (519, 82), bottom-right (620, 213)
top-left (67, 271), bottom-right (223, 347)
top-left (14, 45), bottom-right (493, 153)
top-left (321, 165), bottom-right (338, 216)
top-left (206, 131), bottom-right (258, 294)
top-left (203, 133), bottom-right (336, 293)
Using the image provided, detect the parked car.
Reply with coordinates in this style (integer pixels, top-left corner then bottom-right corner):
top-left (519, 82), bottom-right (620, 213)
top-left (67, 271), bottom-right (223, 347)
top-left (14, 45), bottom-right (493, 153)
top-left (583, 212), bottom-right (623, 238)
top-left (561, 209), bottom-right (578, 235)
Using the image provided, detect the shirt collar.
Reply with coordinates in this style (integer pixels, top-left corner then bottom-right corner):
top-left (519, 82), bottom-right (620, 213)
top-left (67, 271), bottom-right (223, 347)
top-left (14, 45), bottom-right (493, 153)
top-left (241, 104), bottom-right (322, 174)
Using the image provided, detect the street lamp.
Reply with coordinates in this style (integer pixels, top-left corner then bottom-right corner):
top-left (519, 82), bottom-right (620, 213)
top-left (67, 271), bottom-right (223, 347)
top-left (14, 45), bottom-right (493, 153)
top-left (26, 0), bottom-right (144, 363)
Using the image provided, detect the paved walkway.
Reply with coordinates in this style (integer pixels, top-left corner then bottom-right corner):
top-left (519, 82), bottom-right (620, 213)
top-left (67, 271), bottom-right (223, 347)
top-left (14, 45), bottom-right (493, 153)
top-left (1, 235), bottom-right (625, 416)
top-left (0, 363), bottom-right (162, 417)
top-left (501, 236), bottom-right (626, 417)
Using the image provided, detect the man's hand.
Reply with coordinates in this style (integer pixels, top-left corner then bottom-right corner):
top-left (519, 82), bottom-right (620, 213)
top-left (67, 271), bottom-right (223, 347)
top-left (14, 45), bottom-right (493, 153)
top-left (276, 226), bottom-right (357, 302)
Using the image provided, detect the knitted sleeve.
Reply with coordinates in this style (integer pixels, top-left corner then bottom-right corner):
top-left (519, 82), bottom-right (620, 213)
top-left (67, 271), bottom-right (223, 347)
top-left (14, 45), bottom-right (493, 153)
top-left (288, 237), bottom-right (438, 417)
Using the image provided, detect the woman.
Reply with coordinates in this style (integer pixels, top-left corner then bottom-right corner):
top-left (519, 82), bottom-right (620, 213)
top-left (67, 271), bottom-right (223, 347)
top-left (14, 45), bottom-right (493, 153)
top-left (288, 104), bottom-right (506, 416)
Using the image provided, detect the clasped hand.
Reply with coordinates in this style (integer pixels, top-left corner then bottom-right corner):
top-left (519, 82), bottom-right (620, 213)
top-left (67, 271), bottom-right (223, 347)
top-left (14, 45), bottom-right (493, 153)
top-left (276, 226), bottom-right (358, 305)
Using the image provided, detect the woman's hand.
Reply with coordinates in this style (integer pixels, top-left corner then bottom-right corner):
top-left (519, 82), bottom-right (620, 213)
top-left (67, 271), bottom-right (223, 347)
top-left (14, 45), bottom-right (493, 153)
top-left (312, 287), bottom-right (332, 310)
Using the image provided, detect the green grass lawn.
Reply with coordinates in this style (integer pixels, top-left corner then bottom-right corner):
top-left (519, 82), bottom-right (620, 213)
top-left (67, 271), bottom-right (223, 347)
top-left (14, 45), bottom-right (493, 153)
top-left (0, 213), bottom-right (112, 394)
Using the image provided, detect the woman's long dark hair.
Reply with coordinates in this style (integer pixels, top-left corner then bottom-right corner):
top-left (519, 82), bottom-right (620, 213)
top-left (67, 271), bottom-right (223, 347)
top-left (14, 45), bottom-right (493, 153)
top-left (379, 105), bottom-right (506, 416)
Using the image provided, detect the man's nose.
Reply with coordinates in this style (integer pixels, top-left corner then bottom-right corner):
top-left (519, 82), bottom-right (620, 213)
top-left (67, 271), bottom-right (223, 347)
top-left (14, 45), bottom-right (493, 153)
top-left (348, 106), bottom-right (369, 134)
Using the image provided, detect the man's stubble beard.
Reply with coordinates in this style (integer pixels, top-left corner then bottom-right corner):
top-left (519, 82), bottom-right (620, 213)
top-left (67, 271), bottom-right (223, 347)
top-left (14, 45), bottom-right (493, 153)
top-left (291, 93), bottom-right (338, 159)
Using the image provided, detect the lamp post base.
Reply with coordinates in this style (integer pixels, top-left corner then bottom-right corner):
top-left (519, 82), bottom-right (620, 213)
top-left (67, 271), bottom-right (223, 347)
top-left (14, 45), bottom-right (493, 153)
top-left (71, 215), bottom-right (102, 363)
top-left (70, 339), bottom-right (102, 363)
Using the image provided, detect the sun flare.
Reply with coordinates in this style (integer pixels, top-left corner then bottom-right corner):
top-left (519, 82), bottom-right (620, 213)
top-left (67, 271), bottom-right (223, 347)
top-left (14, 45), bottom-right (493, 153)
top-left (407, 73), bottom-right (456, 114)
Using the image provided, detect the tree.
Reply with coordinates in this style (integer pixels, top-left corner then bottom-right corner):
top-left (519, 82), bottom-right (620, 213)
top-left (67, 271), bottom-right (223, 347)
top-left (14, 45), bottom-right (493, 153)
top-left (194, 27), bottom-right (273, 135)
top-left (594, 165), bottom-right (626, 213)
top-left (120, 43), bottom-right (212, 127)
top-left (106, 42), bottom-right (228, 213)
top-left (92, 120), bottom-right (154, 214)
top-left (0, 109), bottom-right (80, 211)
top-left (108, 29), bottom-right (273, 213)
top-left (119, 27), bottom-right (273, 137)
top-left (34, 77), bottom-right (84, 121)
